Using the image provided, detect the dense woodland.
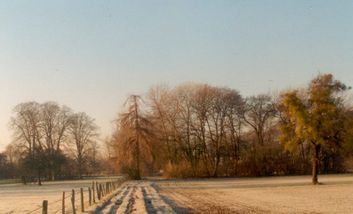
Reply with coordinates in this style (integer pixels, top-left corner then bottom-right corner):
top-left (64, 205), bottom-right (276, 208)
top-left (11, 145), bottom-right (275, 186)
top-left (1, 73), bottom-right (353, 184)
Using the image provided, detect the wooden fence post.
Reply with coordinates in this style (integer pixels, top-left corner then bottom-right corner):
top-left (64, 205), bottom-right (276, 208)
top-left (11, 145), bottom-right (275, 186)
top-left (100, 184), bottom-right (102, 197)
top-left (42, 200), bottom-right (48, 214)
top-left (97, 184), bottom-right (100, 200)
top-left (36, 181), bottom-right (122, 214)
top-left (96, 182), bottom-right (100, 200)
top-left (92, 182), bottom-right (96, 203)
top-left (99, 184), bottom-right (102, 199)
top-left (80, 188), bottom-right (84, 212)
top-left (88, 187), bottom-right (92, 206)
top-left (62, 192), bottom-right (65, 214)
top-left (71, 189), bottom-right (76, 214)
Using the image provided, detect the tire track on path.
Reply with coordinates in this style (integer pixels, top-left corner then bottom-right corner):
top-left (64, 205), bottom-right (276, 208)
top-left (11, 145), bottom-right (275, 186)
top-left (91, 181), bottom-right (175, 214)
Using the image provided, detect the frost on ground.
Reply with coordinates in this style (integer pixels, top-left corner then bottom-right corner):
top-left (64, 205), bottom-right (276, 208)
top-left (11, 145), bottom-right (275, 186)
top-left (91, 174), bottom-right (353, 214)
top-left (0, 177), bottom-right (120, 214)
top-left (2, 175), bottom-right (353, 214)
top-left (92, 181), bottom-right (175, 214)
top-left (157, 174), bottom-right (353, 214)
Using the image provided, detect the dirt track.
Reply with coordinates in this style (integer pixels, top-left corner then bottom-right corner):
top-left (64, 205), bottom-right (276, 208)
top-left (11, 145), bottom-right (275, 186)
top-left (92, 181), bottom-right (175, 214)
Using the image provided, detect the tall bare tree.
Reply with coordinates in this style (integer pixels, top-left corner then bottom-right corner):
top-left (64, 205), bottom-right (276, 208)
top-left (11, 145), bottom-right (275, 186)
top-left (148, 85), bottom-right (174, 164)
top-left (40, 102), bottom-right (72, 180)
top-left (118, 95), bottom-right (153, 179)
top-left (10, 102), bottom-right (44, 185)
top-left (235, 95), bottom-right (277, 175)
top-left (69, 112), bottom-right (98, 179)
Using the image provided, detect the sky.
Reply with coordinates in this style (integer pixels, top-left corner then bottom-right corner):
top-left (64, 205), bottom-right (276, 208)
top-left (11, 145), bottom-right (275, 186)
top-left (1, 0), bottom-right (353, 151)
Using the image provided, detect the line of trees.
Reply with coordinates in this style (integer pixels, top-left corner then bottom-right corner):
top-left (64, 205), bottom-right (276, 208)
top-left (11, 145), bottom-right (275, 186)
top-left (0, 102), bottom-right (112, 184)
top-left (1, 73), bottom-right (351, 185)
top-left (111, 74), bottom-right (353, 184)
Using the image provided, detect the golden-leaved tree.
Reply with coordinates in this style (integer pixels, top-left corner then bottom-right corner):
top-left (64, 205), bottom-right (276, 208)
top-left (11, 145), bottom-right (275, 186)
top-left (279, 74), bottom-right (349, 184)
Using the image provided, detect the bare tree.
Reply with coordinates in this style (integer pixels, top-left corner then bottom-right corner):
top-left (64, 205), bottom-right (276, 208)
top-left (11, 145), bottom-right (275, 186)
top-left (172, 85), bottom-right (200, 176)
top-left (148, 85), bottom-right (174, 164)
top-left (10, 102), bottom-right (44, 185)
top-left (85, 141), bottom-right (101, 176)
top-left (243, 94), bottom-right (276, 145)
top-left (68, 112), bottom-right (98, 179)
top-left (192, 85), bottom-right (243, 176)
top-left (40, 102), bottom-right (72, 180)
top-left (147, 84), bottom-right (244, 177)
top-left (242, 95), bottom-right (277, 175)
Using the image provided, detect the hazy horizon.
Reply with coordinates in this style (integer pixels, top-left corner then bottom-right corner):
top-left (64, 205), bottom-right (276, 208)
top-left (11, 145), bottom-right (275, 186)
top-left (1, 0), bottom-right (353, 151)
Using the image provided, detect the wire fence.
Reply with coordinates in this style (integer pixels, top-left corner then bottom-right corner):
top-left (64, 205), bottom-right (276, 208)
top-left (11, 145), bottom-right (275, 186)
top-left (26, 206), bottom-right (42, 214)
top-left (25, 178), bottom-right (124, 214)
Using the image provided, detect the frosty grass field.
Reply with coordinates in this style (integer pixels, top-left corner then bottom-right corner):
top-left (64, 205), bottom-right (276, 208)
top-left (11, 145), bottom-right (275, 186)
top-left (0, 177), bottom-right (118, 214)
top-left (1, 174), bottom-right (353, 213)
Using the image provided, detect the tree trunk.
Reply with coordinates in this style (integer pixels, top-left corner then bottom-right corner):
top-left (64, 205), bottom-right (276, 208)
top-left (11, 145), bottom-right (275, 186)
top-left (300, 142), bottom-right (306, 174)
top-left (134, 96), bottom-right (141, 180)
top-left (78, 164), bottom-right (83, 179)
top-left (212, 153), bottom-right (220, 177)
top-left (135, 135), bottom-right (141, 180)
top-left (78, 157), bottom-right (83, 179)
top-left (312, 144), bottom-right (320, 185)
top-left (38, 171), bottom-right (42, 186)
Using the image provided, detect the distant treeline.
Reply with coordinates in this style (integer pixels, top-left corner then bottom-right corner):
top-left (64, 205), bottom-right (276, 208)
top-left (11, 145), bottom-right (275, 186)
top-left (109, 73), bottom-right (353, 184)
top-left (1, 73), bottom-right (352, 185)
top-left (0, 102), bottom-right (114, 184)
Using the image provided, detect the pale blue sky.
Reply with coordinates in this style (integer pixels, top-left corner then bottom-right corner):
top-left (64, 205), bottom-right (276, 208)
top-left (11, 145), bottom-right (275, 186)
top-left (1, 1), bottom-right (353, 150)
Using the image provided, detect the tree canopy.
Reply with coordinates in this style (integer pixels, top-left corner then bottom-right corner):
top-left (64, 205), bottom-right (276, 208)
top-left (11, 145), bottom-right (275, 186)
top-left (279, 74), bottom-right (349, 184)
